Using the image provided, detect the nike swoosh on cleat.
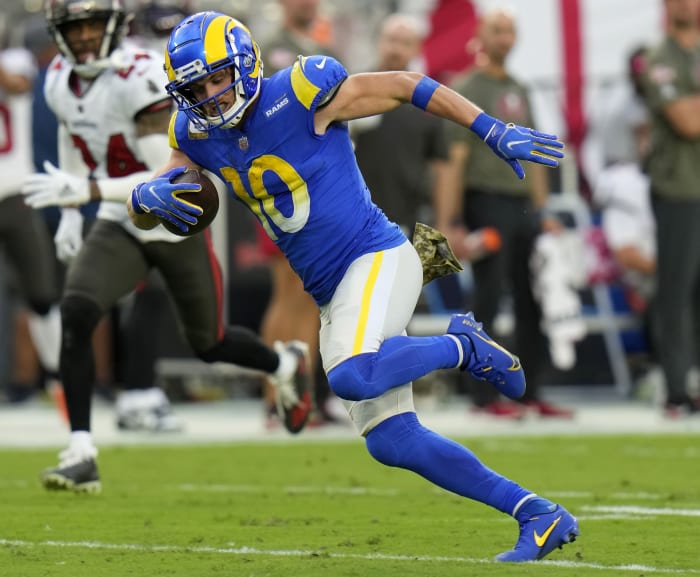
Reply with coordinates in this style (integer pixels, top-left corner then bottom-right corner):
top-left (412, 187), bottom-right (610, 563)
top-left (533, 515), bottom-right (562, 548)
top-left (315, 57), bottom-right (327, 69)
top-left (506, 139), bottom-right (530, 151)
top-left (470, 332), bottom-right (522, 371)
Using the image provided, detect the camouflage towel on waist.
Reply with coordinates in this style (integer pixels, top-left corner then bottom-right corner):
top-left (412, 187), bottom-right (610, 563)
top-left (412, 222), bottom-right (464, 285)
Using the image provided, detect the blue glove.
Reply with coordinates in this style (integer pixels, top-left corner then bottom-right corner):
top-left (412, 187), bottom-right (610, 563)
top-left (471, 113), bottom-right (565, 179)
top-left (131, 166), bottom-right (203, 233)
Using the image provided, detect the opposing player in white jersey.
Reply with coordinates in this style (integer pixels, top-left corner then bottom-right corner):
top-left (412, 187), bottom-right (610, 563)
top-left (100, 0), bottom-right (195, 433)
top-left (0, 45), bottom-right (62, 399)
top-left (21, 0), bottom-right (313, 493)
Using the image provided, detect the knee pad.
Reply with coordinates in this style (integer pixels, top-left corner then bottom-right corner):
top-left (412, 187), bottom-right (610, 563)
top-left (365, 412), bottom-right (423, 468)
top-left (342, 383), bottom-right (415, 436)
top-left (60, 295), bottom-right (102, 347)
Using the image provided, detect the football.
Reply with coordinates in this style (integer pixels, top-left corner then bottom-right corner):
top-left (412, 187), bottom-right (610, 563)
top-left (160, 169), bottom-right (220, 237)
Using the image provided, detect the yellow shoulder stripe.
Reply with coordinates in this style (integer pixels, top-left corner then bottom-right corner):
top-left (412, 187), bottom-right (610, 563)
top-left (291, 57), bottom-right (321, 110)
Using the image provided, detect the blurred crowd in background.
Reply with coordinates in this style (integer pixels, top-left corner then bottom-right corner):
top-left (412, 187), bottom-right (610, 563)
top-left (1, 0), bottom-right (698, 427)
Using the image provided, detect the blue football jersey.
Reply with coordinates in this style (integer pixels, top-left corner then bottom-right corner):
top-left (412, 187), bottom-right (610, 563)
top-left (170, 55), bottom-right (405, 305)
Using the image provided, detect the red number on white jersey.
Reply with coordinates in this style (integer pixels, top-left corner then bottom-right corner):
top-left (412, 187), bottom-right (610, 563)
top-left (71, 133), bottom-right (147, 176)
top-left (0, 103), bottom-right (13, 154)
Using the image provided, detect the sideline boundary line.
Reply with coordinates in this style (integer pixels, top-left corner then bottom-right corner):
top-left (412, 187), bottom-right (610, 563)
top-left (1, 538), bottom-right (698, 574)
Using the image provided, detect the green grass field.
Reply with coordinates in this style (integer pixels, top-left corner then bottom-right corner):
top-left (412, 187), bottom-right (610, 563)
top-left (1, 434), bottom-right (699, 576)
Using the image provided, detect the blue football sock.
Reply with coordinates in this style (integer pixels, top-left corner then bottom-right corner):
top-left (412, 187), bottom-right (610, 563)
top-left (365, 413), bottom-right (531, 515)
top-left (327, 335), bottom-right (469, 401)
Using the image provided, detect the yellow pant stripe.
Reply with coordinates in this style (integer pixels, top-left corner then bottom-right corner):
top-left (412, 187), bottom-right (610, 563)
top-left (352, 251), bottom-right (384, 355)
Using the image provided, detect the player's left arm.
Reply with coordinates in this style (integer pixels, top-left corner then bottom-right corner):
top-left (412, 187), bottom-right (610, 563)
top-left (315, 71), bottom-right (564, 179)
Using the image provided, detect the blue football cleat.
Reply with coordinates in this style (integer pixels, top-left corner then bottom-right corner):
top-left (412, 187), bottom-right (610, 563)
top-left (496, 503), bottom-right (579, 562)
top-left (447, 312), bottom-right (526, 399)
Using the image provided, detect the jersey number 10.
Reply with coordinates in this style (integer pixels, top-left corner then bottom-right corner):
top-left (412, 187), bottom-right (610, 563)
top-left (222, 154), bottom-right (310, 240)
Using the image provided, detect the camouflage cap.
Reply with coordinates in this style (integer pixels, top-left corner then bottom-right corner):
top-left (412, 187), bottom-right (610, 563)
top-left (412, 222), bottom-right (464, 285)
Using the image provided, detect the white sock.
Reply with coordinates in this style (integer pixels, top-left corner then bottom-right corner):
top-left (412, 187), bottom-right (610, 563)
top-left (445, 334), bottom-right (464, 368)
top-left (69, 431), bottom-right (97, 459)
top-left (117, 387), bottom-right (169, 413)
top-left (27, 306), bottom-right (61, 373)
top-left (511, 493), bottom-right (537, 517)
top-left (273, 342), bottom-right (296, 380)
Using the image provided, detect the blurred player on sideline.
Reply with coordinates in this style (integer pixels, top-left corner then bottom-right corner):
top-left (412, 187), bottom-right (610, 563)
top-left (24, 14), bottom-right (116, 411)
top-left (128, 11), bottom-right (579, 562)
top-left (21, 0), bottom-right (312, 494)
top-left (641, 0), bottom-right (700, 416)
top-left (0, 39), bottom-right (62, 404)
top-left (441, 8), bottom-right (572, 419)
top-left (115, 0), bottom-right (195, 432)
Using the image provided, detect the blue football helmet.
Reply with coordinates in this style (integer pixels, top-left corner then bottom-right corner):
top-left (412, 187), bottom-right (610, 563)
top-left (164, 11), bottom-right (262, 130)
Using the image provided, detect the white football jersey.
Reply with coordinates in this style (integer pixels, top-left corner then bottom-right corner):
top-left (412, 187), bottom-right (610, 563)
top-left (0, 48), bottom-right (36, 201)
top-left (45, 45), bottom-right (183, 243)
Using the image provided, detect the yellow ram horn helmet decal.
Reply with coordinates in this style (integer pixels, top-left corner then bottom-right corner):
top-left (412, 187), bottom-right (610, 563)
top-left (203, 14), bottom-right (231, 65)
top-left (164, 47), bottom-right (174, 82)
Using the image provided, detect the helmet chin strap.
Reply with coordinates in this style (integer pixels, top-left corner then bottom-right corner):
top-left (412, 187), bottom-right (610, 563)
top-left (221, 86), bottom-right (248, 128)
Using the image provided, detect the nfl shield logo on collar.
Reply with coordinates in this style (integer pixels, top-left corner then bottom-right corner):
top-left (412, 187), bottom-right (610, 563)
top-left (238, 136), bottom-right (249, 150)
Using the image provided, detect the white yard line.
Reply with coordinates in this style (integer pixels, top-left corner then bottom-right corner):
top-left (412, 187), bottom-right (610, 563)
top-left (0, 538), bottom-right (697, 574)
top-left (176, 484), bottom-right (678, 505)
top-left (582, 505), bottom-right (700, 517)
top-left (177, 483), bottom-right (400, 496)
top-left (0, 480), bottom-right (678, 504)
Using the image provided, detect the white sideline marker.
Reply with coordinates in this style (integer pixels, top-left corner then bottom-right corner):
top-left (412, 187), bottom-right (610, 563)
top-left (0, 538), bottom-right (698, 574)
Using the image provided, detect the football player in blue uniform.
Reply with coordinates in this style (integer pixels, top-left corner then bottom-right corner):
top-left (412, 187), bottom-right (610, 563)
top-left (128, 12), bottom-right (579, 562)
